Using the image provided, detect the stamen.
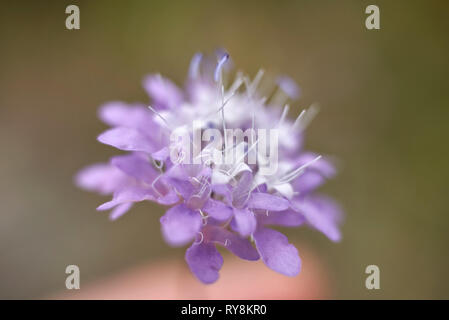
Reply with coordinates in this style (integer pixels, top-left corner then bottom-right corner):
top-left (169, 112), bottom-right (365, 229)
top-left (225, 72), bottom-right (244, 98)
top-left (198, 177), bottom-right (211, 196)
top-left (235, 139), bottom-right (259, 165)
top-left (277, 104), bottom-right (290, 127)
top-left (214, 92), bottom-right (236, 115)
top-left (249, 69), bottom-right (265, 96)
top-left (151, 173), bottom-right (164, 197)
top-left (292, 103), bottom-right (320, 131)
top-left (211, 238), bottom-right (231, 247)
top-left (147, 105), bottom-right (172, 130)
top-left (214, 53), bottom-right (230, 82)
top-left (188, 52), bottom-right (202, 79)
top-left (214, 168), bottom-right (238, 184)
top-left (193, 232), bottom-right (204, 245)
top-left (152, 158), bottom-right (164, 172)
top-left (274, 155), bottom-right (322, 184)
top-left (292, 109), bottom-right (306, 129)
top-left (199, 209), bottom-right (206, 217)
top-left (258, 96), bottom-right (268, 105)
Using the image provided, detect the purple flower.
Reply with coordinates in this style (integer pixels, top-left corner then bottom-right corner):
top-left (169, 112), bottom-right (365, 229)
top-left (76, 51), bottom-right (343, 284)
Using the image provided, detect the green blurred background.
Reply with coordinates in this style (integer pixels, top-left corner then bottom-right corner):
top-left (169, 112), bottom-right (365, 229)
top-left (0, 0), bottom-right (448, 299)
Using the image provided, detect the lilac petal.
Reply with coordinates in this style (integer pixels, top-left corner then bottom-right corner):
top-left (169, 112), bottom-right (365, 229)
top-left (185, 242), bottom-right (223, 284)
top-left (202, 199), bottom-right (233, 221)
top-left (75, 163), bottom-right (129, 195)
top-left (255, 183), bottom-right (268, 193)
top-left (109, 202), bottom-right (133, 221)
top-left (166, 163), bottom-right (209, 181)
top-left (292, 171), bottom-right (326, 194)
top-left (98, 127), bottom-right (155, 153)
top-left (247, 193), bottom-right (289, 211)
top-left (97, 185), bottom-right (153, 211)
top-left (292, 196), bottom-right (343, 242)
top-left (151, 147), bottom-right (169, 161)
top-left (163, 177), bottom-right (194, 200)
top-left (232, 208), bottom-right (257, 237)
top-left (164, 164), bottom-right (211, 201)
top-left (111, 153), bottom-right (158, 185)
top-left (160, 204), bottom-right (202, 246)
top-left (253, 227), bottom-right (301, 277)
top-left (98, 102), bottom-right (154, 130)
top-left (143, 74), bottom-right (183, 109)
top-left (156, 189), bottom-right (180, 205)
top-left (186, 184), bottom-right (211, 210)
top-left (258, 209), bottom-right (305, 227)
top-left (186, 194), bottom-right (207, 210)
top-left (207, 227), bottom-right (259, 261)
top-left (111, 153), bottom-right (179, 204)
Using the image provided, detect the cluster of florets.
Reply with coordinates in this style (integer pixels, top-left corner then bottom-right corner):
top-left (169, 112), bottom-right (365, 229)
top-left (76, 52), bottom-right (342, 283)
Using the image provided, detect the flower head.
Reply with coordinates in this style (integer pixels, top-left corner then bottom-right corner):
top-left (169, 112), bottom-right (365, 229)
top-left (76, 51), bottom-right (343, 284)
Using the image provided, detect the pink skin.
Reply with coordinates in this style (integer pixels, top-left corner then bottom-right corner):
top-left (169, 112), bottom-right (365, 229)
top-left (55, 244), bottom-right (330, 300)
